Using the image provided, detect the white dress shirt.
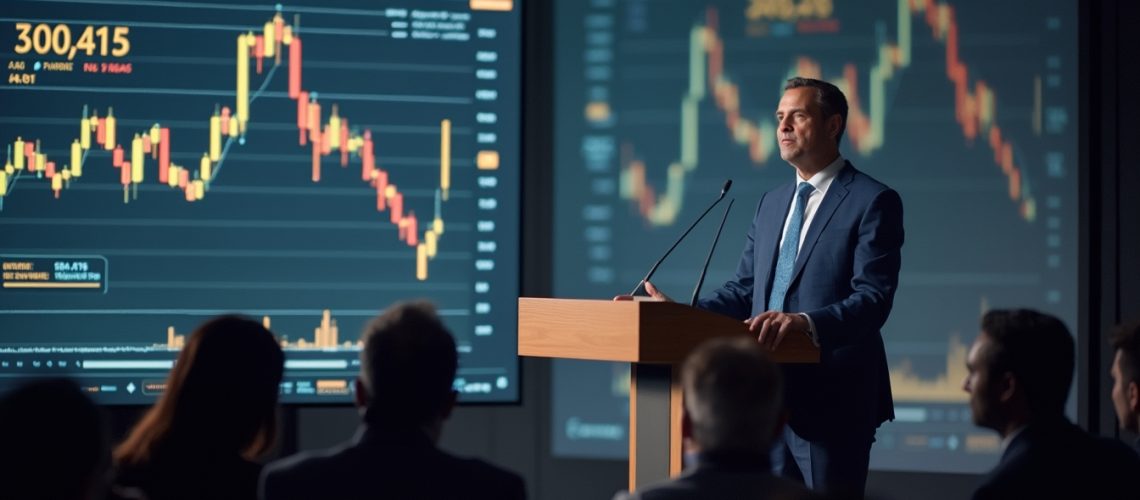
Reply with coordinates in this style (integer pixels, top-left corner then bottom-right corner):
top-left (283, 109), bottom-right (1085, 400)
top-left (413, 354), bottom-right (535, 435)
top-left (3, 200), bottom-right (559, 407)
top-left (778, 155), bottom-right (846, 250)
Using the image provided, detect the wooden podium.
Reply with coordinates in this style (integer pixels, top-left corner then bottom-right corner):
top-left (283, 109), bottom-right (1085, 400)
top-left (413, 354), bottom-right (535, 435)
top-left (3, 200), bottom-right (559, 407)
top-left (518, 298), bottom-right (819, 491)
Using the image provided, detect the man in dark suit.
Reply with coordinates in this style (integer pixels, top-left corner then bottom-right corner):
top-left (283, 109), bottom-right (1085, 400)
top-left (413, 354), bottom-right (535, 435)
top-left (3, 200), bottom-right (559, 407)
top-left (0, 378), bottom-right (110, 500)
top-left (645, 77), bottom-right (903, 498)
top-left (1109, 321), bottom-right (1140, 455)
top-left (964, 309), bottom-right (1140, 499)
top-left (259, 301), bottom-right (526, 500)
top-left (614, 336), bottom-right (817, 500)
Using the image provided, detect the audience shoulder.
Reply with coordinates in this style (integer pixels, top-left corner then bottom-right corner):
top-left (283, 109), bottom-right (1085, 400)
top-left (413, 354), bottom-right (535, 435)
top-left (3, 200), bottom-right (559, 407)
top-left (260, 443), bottom-right (353, 499)
top-left (456, 454), bottom-right (526, 495)
top-left (1096, 435), bottom-right (1140, 469)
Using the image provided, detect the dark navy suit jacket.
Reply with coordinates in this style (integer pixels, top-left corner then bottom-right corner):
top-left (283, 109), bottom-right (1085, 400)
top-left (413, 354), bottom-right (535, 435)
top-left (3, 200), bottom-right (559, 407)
top-left (612, 451), bottom-right (819, 500)
top-left (698, 162), bottom-right (903, 441)
top-left (259, 425), bottom-right (526, 500)
top-left (972, 418), bottom-right (1140, 500)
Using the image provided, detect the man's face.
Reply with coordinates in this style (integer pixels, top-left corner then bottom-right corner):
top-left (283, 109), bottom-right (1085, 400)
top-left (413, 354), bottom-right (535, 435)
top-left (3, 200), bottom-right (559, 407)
top-left (775, 86), bottom-right (835, 165)
top-left (1110, 350), bottom-right (1138, 433)
top-left (963, 333), bottom-right (1004, 431)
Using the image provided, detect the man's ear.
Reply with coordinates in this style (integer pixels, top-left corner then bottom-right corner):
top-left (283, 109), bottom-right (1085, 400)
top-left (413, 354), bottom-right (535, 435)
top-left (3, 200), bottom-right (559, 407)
top-left (1128, 381), bottom-right (1139, 413)
top-left (998, 372), bottom-right (1018, 403)
top-left (353, 377), bottom-right (369, 409)
top-left (828, 114), bottom-right (843, 142)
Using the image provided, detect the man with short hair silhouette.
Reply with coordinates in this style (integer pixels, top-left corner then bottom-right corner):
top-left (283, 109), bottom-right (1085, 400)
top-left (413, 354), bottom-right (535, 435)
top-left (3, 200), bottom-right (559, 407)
top-left (614, 336), bottom-right (817, 500)
top-left (260, 301), bottom-right (525, 500)
top-left (964, 309), bottom-right (1140, 499)
top-left (0, 378), bottom-right (110, 500)
top-left (1109, 320), bottom-right (1140, 454)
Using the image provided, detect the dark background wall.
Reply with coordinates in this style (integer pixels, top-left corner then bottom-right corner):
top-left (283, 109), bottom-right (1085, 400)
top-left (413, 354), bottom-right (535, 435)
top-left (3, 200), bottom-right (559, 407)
top-left (107, 1), bottom-right (1140, 499)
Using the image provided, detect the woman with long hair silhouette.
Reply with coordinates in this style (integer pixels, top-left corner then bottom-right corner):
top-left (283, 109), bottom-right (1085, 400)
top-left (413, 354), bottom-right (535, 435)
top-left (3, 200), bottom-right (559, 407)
top-left (114, 315), bottom-right (284, 500)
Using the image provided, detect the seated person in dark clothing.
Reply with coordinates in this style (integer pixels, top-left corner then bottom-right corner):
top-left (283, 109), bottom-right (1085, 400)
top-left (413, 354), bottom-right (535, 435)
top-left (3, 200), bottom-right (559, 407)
top-left (0, 378), bottom-right (110, 500)
top-left (1110, 320), bottom-right (1140, 454)
top-left (260, 301), bottom-right (526, 500)
top-left (614, 336), bottom-right (817, 500)
top-left (964, 309), bottom-right (1140, 500)
top-left (113, 315), bottom-right (285, 500)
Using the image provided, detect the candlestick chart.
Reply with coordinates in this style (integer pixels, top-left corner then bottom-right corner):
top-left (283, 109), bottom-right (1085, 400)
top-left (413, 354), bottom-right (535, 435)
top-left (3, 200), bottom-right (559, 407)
top-left (0, 0), bottom-right (521, 404)
top-left (551, 0), bottom-right (1077, 474)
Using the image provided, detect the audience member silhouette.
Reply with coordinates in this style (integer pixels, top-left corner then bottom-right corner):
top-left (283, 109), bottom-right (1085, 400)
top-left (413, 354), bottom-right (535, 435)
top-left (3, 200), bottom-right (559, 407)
top-left (964, 309), bottom-right (1140, 500)
top-left (1110, 320), bottom-right (1140, 454)
top-left (259, 301), bottom-right (526, 500)
top-left (614, 336), bottom-right (818, 500)
top-left (0, 378), bottom-right (110, 500)
top-left (113, 315), bottom-right (284, 500)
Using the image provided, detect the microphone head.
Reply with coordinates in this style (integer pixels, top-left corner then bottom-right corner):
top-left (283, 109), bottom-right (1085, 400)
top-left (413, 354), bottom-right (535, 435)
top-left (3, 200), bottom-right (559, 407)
top-left (721, 179), bottom-right (733, 196)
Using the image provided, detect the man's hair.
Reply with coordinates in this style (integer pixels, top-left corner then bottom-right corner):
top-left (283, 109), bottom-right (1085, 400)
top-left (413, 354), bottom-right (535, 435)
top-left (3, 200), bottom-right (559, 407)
top-left (0, 378), bottom-right (109, 500)
top-left (980, 309), bottom-right (1074, 417)
top-left (1111, 321), bottom-right (1140, 387)
top-left (360, 301), bottom-right (457, 426)
top-left (683, 336), bottom-right (783, 452)
top-left (784, 76), bottom-right (849, 144)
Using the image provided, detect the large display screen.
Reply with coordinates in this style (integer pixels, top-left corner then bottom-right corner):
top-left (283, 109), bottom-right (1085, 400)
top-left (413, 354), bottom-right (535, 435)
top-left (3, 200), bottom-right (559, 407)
top-left (0, 0), bottom-right (521, 404)
top-left (552, 0), bottom-right (1077, 473)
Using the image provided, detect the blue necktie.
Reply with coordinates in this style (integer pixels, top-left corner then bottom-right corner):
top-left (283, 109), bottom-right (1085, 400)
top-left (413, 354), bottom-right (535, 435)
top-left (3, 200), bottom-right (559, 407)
top-left (767, 182), bottom-right (815, 312)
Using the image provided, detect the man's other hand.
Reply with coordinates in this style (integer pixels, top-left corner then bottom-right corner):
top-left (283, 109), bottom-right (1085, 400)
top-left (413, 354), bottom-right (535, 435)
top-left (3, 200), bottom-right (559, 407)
top-left (746, 311), bottom-right (809, 351)
top-left (644, 281), bottom-right (673, 302)
top-left (613, 281), bottom-right (674, 302)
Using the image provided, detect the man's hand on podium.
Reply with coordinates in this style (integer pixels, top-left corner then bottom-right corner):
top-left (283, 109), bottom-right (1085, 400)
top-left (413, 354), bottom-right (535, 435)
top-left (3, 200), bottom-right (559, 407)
top-left (746, 311), bottom-right (810, 351)
top-left (612, 281), bottom-right (673, 302)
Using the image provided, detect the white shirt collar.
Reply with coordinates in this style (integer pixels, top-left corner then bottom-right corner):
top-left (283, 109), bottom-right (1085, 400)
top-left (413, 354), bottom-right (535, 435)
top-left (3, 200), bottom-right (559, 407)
top-left (795, 155), bottom-right (845, 196)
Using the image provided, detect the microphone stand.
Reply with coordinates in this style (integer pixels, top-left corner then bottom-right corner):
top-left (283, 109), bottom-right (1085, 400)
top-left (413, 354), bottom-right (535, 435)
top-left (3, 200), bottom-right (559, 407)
top-left (629, 180), bottom-right (732, 296)
top-left (690, 198), bottom-right (733, 307)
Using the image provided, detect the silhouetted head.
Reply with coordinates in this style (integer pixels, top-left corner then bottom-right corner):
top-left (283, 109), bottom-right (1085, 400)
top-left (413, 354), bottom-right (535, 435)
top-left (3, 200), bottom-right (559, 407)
top-left (963, 309), bottom-right (1073, 434)
top-left (0, 378), bottom-right (109, 500)
top-left (356, 301), bottom-right (458, 431)
top-left (1110, 321), bottom-right (1140, 433)
top-left (682, 336), bottom-right (784, 453)
top-left (116, 315), bottom-right (284, 464)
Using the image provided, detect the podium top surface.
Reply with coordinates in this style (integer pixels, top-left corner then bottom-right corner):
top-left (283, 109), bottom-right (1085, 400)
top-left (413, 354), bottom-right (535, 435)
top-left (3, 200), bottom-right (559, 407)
top-left (517, 297), bottom-right (819, 364)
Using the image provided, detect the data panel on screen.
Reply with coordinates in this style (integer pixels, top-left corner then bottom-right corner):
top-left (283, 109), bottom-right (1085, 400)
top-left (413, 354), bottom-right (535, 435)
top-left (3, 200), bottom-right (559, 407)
top-left (552, 0), bottom-right (1076, 473)
top-left (0, 0), bottom-right (520, 404)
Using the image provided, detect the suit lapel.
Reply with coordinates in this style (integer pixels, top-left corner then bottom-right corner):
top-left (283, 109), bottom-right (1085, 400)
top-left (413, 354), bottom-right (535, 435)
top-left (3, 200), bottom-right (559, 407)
top-left (756, 184), bottom-right (794, 309)
top-left (790, 162), bottom-right (854, 285)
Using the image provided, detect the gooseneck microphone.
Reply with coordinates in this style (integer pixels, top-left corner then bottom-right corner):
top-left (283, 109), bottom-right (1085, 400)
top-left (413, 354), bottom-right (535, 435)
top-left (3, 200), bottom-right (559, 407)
top-left (629, 179), bottom-right (732, 296)
top-left (690, 198), bottom-right (734, 307)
